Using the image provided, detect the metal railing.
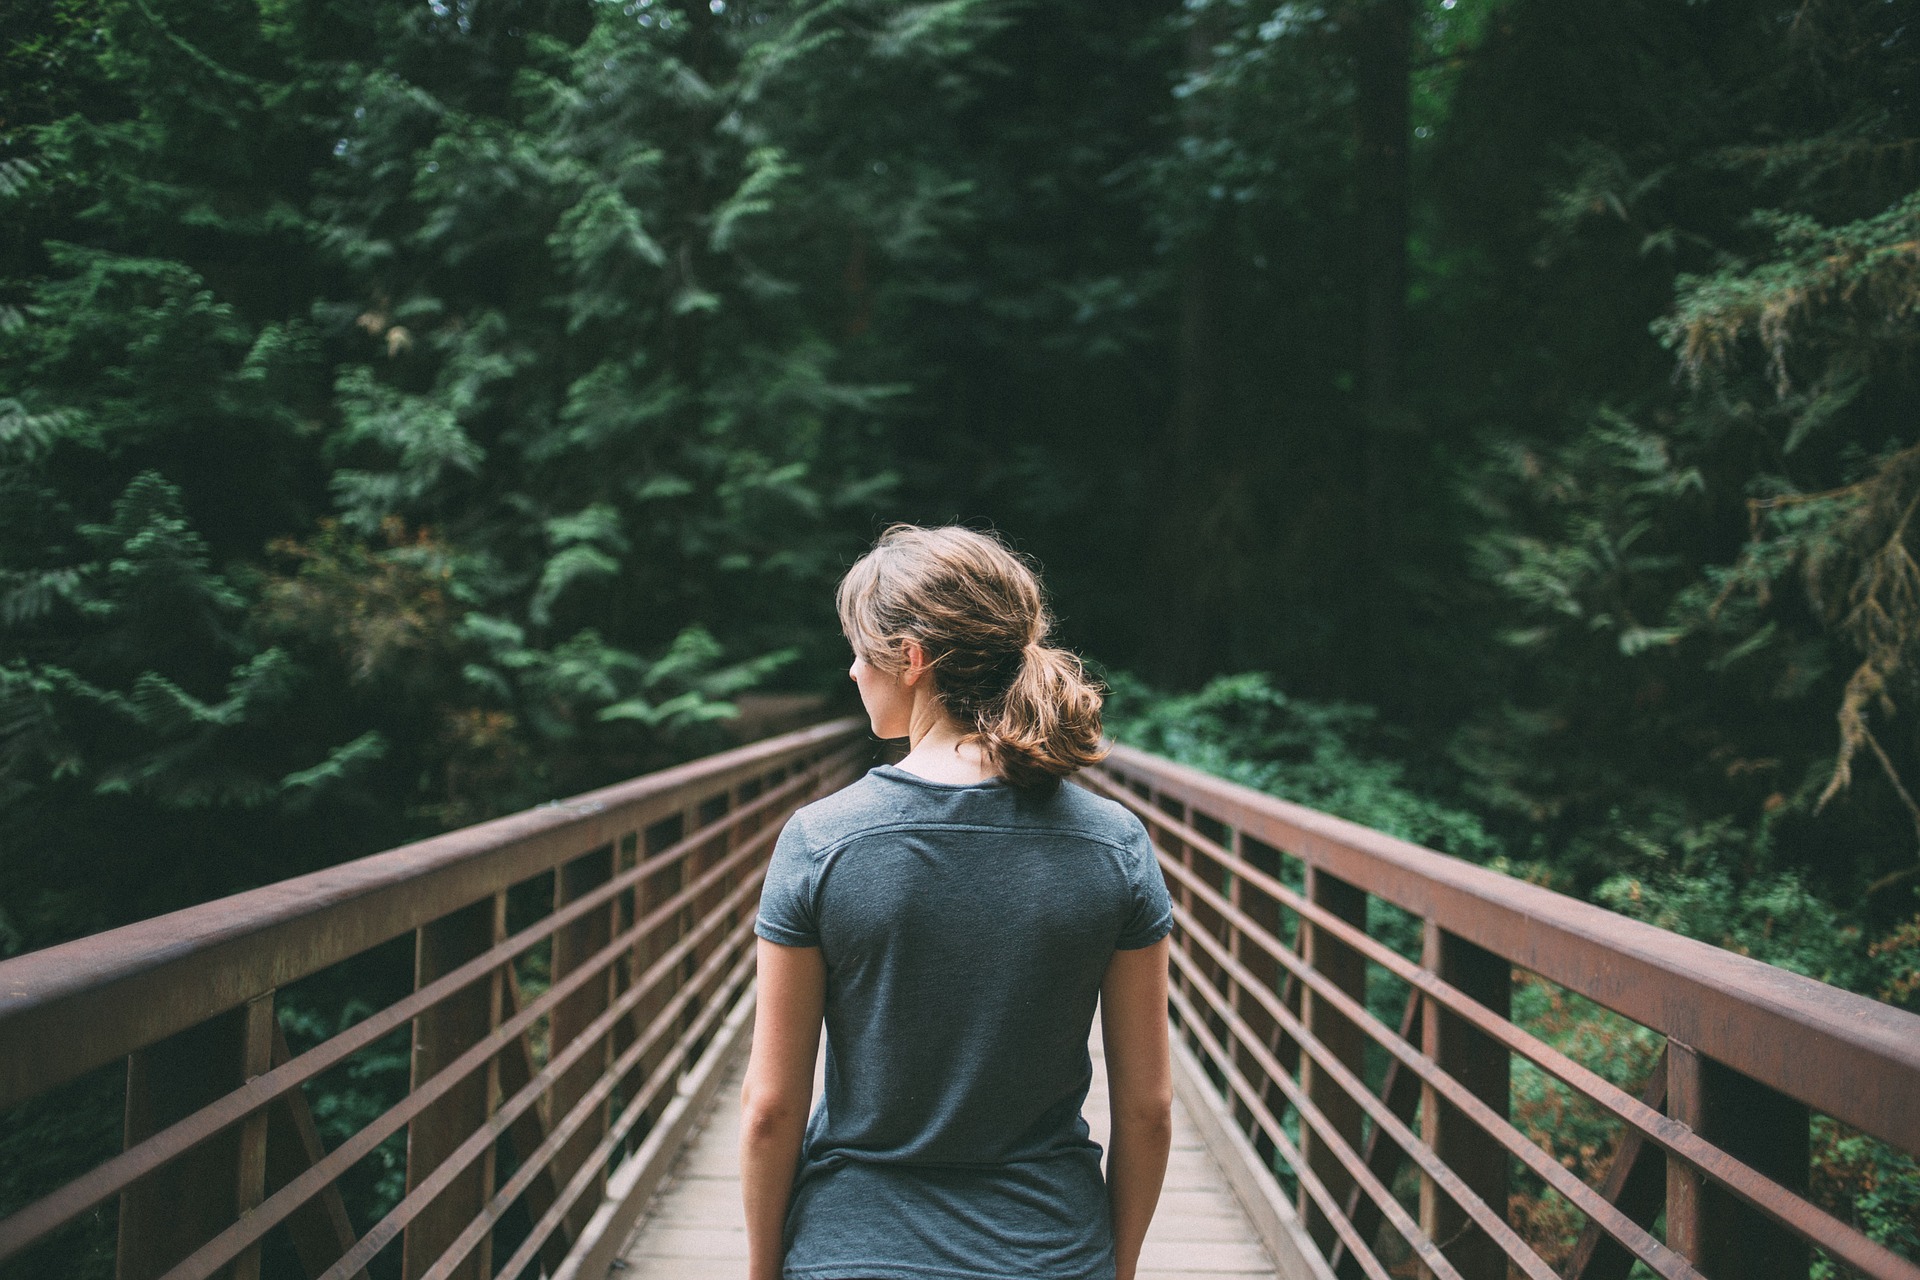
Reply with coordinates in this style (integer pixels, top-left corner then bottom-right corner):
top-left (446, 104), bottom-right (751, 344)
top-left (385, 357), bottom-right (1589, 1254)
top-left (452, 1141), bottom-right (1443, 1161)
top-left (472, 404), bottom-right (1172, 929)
top-left (0, 718), bottom-right (869, 1280)
top-left (1084, 745), bottom-right (1920, 1280)
top-left (6, 723), bottom-right (1917, 1280)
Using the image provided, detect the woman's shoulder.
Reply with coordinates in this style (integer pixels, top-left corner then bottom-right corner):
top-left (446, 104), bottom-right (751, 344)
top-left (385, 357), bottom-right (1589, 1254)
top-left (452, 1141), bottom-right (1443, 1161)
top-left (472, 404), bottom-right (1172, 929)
top-left (1049, 776), bottom-right (1153, 849)
top-left (783, 766), bottom-right (1148, 854)
top-left (782, 767), bottom-right (908, 853)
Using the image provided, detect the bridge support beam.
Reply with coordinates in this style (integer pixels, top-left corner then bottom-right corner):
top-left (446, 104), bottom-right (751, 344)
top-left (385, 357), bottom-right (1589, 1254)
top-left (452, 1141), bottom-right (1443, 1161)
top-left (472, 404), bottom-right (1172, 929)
top-left (403, 895), bottom-right (504, 1280)
top-left (551, 845), bottom-right (616, 1243)
top-left (117, 993), bottom-right (274, 1280)
top-left (1665, 1039), bottom-right (1809, 1280)
top-left (1299, 868), bottom-right (1367, 1260)
top-left (1232, 834), bottom-right (1287, 1146)
top-left (1418, 925), bottom-right (1510, 1280)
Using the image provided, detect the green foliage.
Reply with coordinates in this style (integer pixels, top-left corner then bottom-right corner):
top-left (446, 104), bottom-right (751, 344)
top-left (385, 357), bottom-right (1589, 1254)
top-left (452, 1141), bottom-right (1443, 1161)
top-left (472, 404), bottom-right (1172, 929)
top-left (1, 0), bottom-right (958, 954)
top-left (1438, 0), bottom-right (1920, 977)
top-left (0, 470), bottom-right (328, 941)
top-left (1812, 1118), bottom-right (1920, 1274)
top-left (1659, 192), bottom-right (1920, 403)
top-left (1104, 669), bottom-right (1503, 861)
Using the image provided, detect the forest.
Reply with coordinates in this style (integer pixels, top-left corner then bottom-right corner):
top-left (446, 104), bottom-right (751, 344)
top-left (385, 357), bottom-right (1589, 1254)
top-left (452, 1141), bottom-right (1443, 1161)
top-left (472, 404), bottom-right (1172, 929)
top-left (2, 0), bottom-right (1918, 1273)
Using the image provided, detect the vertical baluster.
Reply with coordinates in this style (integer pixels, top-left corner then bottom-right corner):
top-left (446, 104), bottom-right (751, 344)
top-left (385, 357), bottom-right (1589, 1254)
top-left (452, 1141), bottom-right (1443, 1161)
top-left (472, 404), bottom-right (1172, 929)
top-left (676, 797), bottom-right (709, 1038)
top-left (117, 1005), bottom-right (251, 1280)
top-left (1190, 812), bottom-right (1232, 1054)
top-left (232, 994), bottom-right (274, 1280)
top-left (626, 810), bottom-right (687, 1133)
top-left (1226, 828), bottom-right (1255, 1136)
top-left (1155, 794), bottom-right (1197, 1052)
top-left (609, 829), bottom-right (641, 1160)
top-left (1417, 922), bottom-right (1510, 1280)
top-left (689, 792), bottom-right (733, 997)
top-left (403, 895), bottom-right (504, 1280)
top-left (1664, 1040), bottom-right (1808, 1279)
top-left (1238, 835), bottom-right (1292, 1168)
top-left (1299, 867), bottom-right (1367, 1257)
top-left (549, 845), bottom-right (615, 1244)
top-left (703, 788), bottom-right (738, 958)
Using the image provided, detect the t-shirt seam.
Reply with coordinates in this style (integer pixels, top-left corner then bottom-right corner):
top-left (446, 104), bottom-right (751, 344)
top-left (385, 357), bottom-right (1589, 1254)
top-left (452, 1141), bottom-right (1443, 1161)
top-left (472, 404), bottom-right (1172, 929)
top-left (1115, 911), bottom-right (1174, 949)
top-left (755, 917), bottom-right (815, 947)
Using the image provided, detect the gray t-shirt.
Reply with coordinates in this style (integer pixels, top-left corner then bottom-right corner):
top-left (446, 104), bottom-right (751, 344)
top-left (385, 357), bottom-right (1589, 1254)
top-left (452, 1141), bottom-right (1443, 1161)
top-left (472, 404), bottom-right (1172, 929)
top-left (754, 763), bottom-right (1174, 1280)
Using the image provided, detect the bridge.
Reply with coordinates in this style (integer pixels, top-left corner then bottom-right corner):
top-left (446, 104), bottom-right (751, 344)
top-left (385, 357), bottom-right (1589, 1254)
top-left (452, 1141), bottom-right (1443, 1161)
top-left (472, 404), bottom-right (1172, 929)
top-left (1, 719), bottom-right (1916, 1280)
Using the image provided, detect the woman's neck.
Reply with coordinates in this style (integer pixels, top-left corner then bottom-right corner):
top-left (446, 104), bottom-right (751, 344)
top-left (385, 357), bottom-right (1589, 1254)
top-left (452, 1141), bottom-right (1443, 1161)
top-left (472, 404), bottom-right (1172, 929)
top-left (896, 695), bottom-right (995, 785)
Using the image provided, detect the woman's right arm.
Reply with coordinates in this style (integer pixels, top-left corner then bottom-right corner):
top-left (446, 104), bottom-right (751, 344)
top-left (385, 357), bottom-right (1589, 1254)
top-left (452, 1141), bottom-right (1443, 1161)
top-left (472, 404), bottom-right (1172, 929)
top-left (1100, 937), bottom-right (1173, 1280)
top-left (740, 938), bottom-right (826, 1280)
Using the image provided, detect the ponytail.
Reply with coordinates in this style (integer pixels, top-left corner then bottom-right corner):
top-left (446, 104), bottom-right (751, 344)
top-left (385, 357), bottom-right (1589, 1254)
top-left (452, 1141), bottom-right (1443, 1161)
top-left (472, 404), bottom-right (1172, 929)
top-left (975, 644), bottom-right (1107, 790)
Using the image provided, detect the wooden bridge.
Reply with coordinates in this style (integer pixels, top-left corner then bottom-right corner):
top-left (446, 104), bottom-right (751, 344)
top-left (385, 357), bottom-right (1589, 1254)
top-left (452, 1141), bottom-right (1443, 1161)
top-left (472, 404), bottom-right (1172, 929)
top-left (1, 718), bottom-right (1916, 1280)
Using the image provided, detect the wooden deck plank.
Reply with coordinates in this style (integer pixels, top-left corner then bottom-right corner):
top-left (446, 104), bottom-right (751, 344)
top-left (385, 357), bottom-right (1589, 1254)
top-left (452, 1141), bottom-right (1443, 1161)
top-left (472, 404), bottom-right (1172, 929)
top-left (616, 1024), bottom-right (1290, 1279)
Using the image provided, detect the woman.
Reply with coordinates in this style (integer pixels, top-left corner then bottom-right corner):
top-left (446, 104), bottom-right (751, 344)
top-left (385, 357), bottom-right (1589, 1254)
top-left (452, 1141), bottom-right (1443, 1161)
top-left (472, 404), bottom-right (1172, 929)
top-left (740, 524), bottom-right (1175, 1280)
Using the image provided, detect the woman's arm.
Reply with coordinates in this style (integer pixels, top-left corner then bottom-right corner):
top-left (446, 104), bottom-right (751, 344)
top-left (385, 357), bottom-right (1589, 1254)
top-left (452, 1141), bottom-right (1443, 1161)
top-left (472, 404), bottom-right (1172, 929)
top-left (740, 938), bottom-right (826, 1280)
top-left (1100, 937), bottom-right (1174, 1280)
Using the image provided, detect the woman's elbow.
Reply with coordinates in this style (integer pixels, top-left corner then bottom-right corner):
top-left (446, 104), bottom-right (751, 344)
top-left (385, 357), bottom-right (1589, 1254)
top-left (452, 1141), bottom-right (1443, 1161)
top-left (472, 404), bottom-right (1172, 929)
top-left (1113, 1087), bottom-right (1175, 1133)
top-left (739, 1082), bottom-right (809, 1145)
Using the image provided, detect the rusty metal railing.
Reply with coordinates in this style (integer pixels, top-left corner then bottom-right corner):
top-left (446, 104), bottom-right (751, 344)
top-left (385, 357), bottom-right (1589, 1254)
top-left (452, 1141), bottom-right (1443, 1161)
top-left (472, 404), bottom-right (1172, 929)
top-left (1084, 745), bottom-right (1920, 1280)
top-left (0, 717), bottom-right (869, 1280)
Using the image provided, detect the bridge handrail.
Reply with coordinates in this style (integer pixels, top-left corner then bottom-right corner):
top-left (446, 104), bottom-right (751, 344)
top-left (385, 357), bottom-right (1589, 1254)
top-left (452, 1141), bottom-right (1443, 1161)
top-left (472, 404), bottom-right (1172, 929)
top-left (0, 716), bottom-right (862, 1109)
top-left (1090, 743), bottom-right (1920, 1280)
top-left (1099, 744), bottom-right (1919, 1151)
top-left (0, 716), bottom-right (869, 1280)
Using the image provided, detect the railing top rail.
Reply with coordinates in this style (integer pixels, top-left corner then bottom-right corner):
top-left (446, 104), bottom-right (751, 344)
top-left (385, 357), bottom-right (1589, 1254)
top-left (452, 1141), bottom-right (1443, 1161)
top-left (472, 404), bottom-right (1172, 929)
top-left (0, 716), bottom-right (865, 1109)
top-left (1099, 742), bottom-right (1920, 1155)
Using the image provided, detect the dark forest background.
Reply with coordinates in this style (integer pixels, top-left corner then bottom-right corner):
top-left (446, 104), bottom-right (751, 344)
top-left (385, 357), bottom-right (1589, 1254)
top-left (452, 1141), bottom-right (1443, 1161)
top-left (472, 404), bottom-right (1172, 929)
top-left (4, 0), bottom-right (1920, 1271)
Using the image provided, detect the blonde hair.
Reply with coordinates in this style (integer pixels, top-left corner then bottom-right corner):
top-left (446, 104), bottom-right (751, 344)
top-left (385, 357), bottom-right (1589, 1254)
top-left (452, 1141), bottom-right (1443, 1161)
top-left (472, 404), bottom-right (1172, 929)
top-left (836, 524), bottom-right (1106, 790)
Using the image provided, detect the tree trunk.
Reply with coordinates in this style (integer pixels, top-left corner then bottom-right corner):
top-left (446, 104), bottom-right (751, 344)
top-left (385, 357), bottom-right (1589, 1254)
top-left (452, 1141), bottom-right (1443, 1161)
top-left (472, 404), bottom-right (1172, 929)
top-left (1147, 9), bottom-right (1235, 684)
top-left (1354, 0), bottom-right (1412, 696)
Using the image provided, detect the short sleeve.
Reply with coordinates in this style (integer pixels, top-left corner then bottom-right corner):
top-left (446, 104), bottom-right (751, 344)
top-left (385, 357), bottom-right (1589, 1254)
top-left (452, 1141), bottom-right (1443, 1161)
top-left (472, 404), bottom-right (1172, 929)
top-left (1115, 815), bottom-right (1174, 949)
top-left (755, 812), bottom-right (820, 948)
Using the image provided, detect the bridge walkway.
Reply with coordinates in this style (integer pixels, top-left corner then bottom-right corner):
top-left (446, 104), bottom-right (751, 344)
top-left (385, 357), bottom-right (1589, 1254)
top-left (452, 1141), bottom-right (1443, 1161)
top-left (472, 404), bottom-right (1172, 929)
top-left (617, 1024), bottom-right (1281, 1280)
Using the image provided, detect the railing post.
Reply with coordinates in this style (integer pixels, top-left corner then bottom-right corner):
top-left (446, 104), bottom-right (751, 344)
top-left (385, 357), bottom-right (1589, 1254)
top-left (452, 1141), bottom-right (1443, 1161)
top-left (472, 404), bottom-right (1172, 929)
top-left (1665, 1039), bottom-right (1809, 1279)
top-left (232, 994), bottom-right (274, 1280)
top-left (621, 812), bottom-right (687, 1141)
top-left (683, 794), bottom-right (725, 1028)
top-left (1418, 922), bottom-right (1510, 1280)
top-left (1156, 795), bottom-right (1196, 1050)
top-left (116, 1004), bottom-right (256, 1280)
top-left (610, 829), bottom-right (642, 1160)
top-left (550, 843), bottom-right (616, 1242)
top-left (1227, 830), bottom-right (1263, 1137)
top-left (1299, 866), bottom-right (1367, 1257)
top-left (403, 894), bottom-right (504, 1280)
top-left (693, 790), bottom-right (737, 1015)
top-left (1191, 814), bottom-right (1232, 1054)
top-left (1234, 835), bottom-right (1295, 1166)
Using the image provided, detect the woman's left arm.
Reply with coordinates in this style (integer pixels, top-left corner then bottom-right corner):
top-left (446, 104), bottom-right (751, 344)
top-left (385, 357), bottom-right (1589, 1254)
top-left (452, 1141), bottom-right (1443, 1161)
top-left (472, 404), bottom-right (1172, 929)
top-left (740, 938), bottom-right (826, 1280)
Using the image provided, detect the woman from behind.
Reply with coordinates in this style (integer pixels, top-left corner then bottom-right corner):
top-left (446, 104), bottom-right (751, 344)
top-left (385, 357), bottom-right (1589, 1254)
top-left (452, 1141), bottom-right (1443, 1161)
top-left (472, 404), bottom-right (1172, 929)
top-left (739, 524), bottom-right (1174, 1280)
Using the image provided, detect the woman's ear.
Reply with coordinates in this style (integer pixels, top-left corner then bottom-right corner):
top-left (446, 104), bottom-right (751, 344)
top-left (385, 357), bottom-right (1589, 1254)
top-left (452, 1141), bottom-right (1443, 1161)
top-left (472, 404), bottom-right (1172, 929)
top-left (901, 639), bottom-right (929, 686)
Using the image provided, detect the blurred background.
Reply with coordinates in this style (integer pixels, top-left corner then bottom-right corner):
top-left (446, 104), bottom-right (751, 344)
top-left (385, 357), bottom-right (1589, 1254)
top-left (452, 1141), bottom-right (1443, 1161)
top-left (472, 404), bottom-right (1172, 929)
top-left (2, 0), bottom-right (1918, 1265)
